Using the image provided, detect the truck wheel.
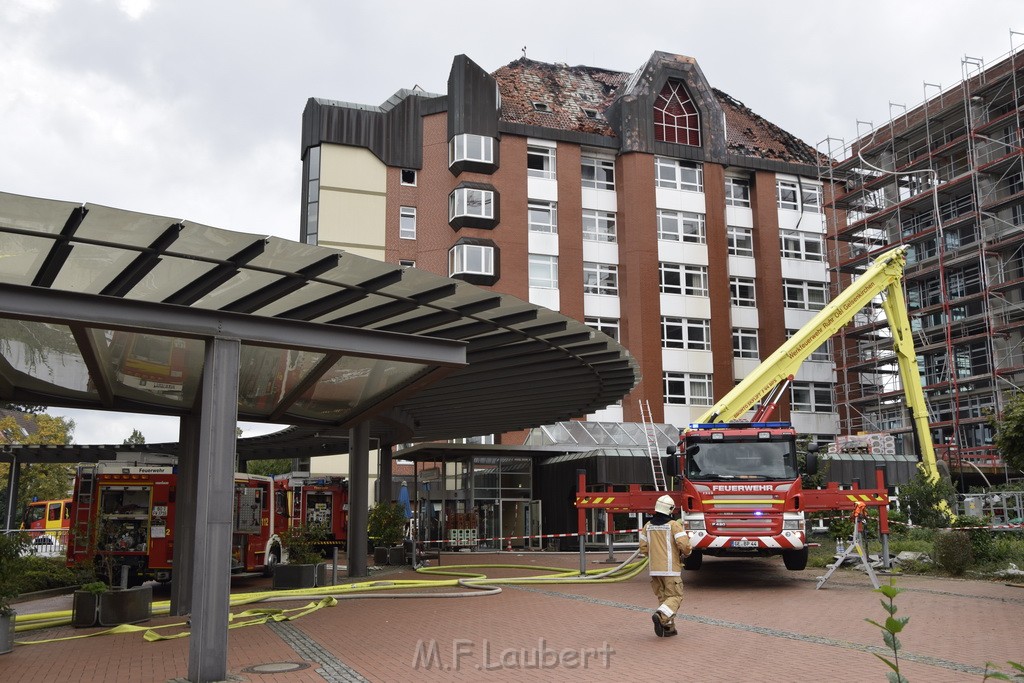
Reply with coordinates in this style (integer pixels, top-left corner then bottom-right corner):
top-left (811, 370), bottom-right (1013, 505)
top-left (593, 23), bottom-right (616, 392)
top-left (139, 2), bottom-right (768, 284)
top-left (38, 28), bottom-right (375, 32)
top-left (783, 547), bottom-right (809, 571)
top-left (682, 550), bottom-right (703, 570)
top-left (264, 546), bottom-right (281, 577)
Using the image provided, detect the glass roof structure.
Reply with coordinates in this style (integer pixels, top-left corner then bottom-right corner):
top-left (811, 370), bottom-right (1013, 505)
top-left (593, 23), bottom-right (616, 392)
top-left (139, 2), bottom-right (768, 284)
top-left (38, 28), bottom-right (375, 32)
top-left (0, 192), bottom-right (640, 458)
top-left (523, 421), bottom-right (678, 450)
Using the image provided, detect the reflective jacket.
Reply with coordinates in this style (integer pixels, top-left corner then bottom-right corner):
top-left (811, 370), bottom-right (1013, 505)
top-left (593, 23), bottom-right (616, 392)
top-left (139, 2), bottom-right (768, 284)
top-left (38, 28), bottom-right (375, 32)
top-left (639, 517), bottom-right (692, 577)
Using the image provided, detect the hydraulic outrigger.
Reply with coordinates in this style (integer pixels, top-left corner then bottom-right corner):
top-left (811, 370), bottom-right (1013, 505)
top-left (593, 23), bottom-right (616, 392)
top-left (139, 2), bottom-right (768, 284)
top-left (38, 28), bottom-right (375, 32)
top-left (576, 246), bottom-right (944, 567)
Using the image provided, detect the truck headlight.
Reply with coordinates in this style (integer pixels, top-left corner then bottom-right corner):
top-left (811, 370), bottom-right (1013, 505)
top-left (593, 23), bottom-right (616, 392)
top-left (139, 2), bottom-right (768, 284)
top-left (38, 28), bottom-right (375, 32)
top-left (783, 519), bottom-right (804, 531)
top-left (686, 520), bottom-right (705, 531)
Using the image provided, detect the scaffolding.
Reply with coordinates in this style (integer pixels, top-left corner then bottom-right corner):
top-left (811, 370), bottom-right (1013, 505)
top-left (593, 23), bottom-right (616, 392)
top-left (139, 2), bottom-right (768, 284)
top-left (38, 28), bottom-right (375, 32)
top-left (817, 30), bottom-right (1024, 481)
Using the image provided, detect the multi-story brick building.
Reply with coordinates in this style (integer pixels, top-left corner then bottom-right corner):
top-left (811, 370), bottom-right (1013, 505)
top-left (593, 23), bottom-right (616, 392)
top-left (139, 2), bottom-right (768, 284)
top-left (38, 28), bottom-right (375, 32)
top-left (299, 51), bottom-right (836, 443)
top-left (821, 44), bottom-right (1024, 477)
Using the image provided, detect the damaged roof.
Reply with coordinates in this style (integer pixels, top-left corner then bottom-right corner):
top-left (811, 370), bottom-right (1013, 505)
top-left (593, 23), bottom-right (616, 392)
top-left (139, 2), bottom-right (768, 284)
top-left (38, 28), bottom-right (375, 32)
top-left (492, 56), bottom-right (821, 166)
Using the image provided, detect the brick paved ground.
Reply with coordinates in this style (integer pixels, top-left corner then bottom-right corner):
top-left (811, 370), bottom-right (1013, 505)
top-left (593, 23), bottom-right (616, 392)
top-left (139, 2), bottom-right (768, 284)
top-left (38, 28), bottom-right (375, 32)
top-left (3, 551), bottom-right (1022, 682)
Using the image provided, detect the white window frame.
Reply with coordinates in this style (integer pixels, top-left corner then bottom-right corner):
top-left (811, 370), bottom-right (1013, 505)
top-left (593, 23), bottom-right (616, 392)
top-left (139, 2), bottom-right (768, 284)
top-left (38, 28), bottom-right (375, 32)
top-left (582, 209), bottom-right (617, 242)
top-left (777, 180), bottom-right (799, 211)
top-left (801, 184), bottom-right (823, 213)
top-left (399, 206), bottom-right (416, 240)
top-left (664, 371), bottom-right (713, 406)
top-left (527, 145), bottom-right (556, 179)
top-left (449, 187), bottom-right (495, 221)
top-left (583, 262), bottom-right (618, 296)
top-left (581, 156), bottom-right (615, 190)
top-left (399, 259), bottom-right (416, 268)
top-left (655, 157), bottom-right (703, 192)
top-left (586, 316), bottom-right (619, 341)
top-left (791, 381), bottom-right (833, 413)
top-left (730, 277), bottom-right (756, 307)
top-left (528, 201), bottom-right (558, 234)
top-left (727, 225), bottom-right (754, 256)
top-left (733, 328), bottom-right (759, 359)
top-left (657, 209), bottom-right (706, 243)
top-left (662, 317), bottom-right (711, 351)
top-left (780, 230), bottom-right (824, 261)
top-left (725, 177), bottom-right (751, 207)
top-left (783, 280), bottom-right (829, 310)
top-left (449, 134), bottom-right (494, 166)
top-left (400, 169), bottom-right (417, 186)
top-left (448, 243), bottom-right (494, 277)
top-left (660, 263), bottom-right (709, 297)
top-left (528, 254), bottom-right (558, 289)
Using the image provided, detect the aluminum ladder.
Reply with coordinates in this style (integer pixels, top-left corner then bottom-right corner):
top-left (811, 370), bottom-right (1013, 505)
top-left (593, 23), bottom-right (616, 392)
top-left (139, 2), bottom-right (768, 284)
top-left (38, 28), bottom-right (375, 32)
top-left (815, 504), bottom-right (880, 590)
top-left (639, 400), bottom-right (667, 491)
top-left (70, 464), bottom-right (96, 556)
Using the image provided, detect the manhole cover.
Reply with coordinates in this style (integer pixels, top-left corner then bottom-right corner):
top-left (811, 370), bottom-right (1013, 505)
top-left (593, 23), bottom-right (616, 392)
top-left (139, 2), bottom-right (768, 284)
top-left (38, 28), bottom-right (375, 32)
top-left (242, 662), bottom-right (311, 674)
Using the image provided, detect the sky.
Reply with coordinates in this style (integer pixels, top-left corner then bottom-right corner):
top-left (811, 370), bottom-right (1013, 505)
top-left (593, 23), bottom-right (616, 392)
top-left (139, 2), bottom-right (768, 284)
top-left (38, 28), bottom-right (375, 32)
top-left (2, 0), bottom-right (1023, 445)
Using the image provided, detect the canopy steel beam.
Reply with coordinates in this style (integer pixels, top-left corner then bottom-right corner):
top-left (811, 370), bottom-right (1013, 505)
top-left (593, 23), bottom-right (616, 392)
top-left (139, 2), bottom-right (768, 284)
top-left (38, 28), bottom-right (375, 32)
top-left (0, 283), bottom-right (466, 367)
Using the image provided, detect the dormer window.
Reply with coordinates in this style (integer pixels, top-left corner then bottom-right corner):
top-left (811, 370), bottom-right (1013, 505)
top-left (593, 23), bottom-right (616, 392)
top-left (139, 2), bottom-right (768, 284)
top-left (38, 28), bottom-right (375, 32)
top-left (532, 102), bottom-right (551, 112)
top-left (654, 79), bottom-right (701, 146)
top-left (583, 109), bottom-right (599, 119)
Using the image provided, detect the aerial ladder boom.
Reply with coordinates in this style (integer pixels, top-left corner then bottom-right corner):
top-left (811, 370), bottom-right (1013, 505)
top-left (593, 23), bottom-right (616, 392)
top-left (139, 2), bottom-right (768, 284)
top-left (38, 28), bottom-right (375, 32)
top-left (695, 246), bottom-right (940, 484)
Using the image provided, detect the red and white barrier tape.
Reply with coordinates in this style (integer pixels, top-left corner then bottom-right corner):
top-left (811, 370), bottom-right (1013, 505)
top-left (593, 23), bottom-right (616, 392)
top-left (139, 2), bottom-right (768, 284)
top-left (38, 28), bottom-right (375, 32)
top-left (415, 528), bottom-right (643, 546)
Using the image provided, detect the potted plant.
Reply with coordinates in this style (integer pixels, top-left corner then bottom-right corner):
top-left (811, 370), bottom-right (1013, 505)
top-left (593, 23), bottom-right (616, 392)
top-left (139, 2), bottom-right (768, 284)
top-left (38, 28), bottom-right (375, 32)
top-left (273, 524), bottom-right (326, 589)
top-left (71, 521), bottom-right (152, 628)
top-left (367, 502), bottom-right (406, 565)
top-left (0, 531), bottom-right (29, 655)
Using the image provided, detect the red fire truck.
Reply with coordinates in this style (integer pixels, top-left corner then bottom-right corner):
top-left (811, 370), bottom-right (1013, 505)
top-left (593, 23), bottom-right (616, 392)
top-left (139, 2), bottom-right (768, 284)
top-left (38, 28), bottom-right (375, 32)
top-left (274, 473), bottom-right (349, 553)
top-left (576, 247), bottom-right (940, 571)
top-left (22, 498), bottom-right (72, 537)
top-left (67, 457), bottom-right (286, 585)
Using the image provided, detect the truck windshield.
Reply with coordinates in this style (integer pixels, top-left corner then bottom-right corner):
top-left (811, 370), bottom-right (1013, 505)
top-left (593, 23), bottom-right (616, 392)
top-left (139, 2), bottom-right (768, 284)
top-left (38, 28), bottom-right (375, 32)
top-left (23, 504), bottom-right (46, 526)
top-left (685, 441), bottom-right (798, 480)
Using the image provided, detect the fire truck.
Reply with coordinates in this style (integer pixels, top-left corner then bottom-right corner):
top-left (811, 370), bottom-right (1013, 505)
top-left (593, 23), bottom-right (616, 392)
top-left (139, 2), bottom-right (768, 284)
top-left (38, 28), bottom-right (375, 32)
top-left (576, 246), bottom-right (941, 570)
top-left (22, 498), bottom-right (72, 537)
top-left (66, 456), bottom-right (286, 585)
top-left (274, 473), bottom-right (349, 553)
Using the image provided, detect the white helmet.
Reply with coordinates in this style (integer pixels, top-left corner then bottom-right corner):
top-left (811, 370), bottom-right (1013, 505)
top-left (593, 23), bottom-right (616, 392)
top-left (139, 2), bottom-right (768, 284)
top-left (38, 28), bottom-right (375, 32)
top-left (655, 495), bottom-right (675, 515)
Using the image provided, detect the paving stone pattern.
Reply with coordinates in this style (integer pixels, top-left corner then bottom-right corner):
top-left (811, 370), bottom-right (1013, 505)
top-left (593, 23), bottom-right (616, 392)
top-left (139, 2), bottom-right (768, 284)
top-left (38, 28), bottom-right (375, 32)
top-left (4, 552), bottom-right (1022, 682)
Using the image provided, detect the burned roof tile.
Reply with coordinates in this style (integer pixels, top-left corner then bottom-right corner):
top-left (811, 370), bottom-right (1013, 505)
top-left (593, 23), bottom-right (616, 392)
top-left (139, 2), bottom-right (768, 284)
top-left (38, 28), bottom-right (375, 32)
top-left (492, 55), bottom-right (822, 166)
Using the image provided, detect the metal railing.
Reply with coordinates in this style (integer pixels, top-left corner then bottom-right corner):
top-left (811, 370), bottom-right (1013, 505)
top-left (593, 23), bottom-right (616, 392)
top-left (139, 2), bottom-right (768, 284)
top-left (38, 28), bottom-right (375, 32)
top-left (2, 528), bottom-right (70, 558)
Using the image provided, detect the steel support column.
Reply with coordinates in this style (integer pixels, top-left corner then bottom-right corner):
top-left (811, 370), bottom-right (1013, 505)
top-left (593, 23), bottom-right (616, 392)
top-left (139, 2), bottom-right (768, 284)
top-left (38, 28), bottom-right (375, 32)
top-left (378, 443), bottom-right (393, 503)
top-left (348, 421), bottom-right (370, 577)
top-left (170, 416), bottom-right (199, 616)
top-left (3, 455), bottom-right (18, 530)
top-left (188, 337), bottom-right (240, 683)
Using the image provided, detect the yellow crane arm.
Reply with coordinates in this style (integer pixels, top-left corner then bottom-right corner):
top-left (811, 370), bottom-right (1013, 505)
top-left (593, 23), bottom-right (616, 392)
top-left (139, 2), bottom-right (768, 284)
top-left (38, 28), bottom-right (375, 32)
top-left (694, 246), bottom-right (939, 483)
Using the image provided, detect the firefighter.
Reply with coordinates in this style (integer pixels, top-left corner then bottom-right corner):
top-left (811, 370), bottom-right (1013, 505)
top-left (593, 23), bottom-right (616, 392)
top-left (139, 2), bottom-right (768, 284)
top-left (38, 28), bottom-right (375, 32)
top-left (639, 494), bottom-right (692, 637)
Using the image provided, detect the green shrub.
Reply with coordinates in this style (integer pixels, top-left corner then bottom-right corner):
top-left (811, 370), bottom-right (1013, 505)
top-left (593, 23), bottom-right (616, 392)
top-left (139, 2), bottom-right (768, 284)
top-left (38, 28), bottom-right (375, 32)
top-left (13, 556), bottom-right (80, 593)
top-left (898, 471), bottom-right (956, 528)
top-left (991, 534), bottom-right (1024, 566)
top-left (367, 502), bottom-right (406, 547)
top-left (933, 529), bottom-right (974, 575)
top-left (952, 516), bottom-right (996, 562)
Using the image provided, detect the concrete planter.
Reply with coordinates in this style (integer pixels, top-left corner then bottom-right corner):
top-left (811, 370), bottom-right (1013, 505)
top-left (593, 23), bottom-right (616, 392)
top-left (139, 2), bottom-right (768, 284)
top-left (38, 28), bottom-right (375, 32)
top-left (0, 612), bottom-right (13, 654)
top-left (272, 563), bottom-right (317, 590)
top-left (72, 585), bottom-right (153, 628)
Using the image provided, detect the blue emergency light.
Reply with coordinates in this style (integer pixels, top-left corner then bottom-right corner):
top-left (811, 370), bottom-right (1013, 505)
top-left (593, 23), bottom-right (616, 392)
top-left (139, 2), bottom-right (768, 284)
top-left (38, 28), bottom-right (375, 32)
top-left (687, 422), bottom-right (791, 430)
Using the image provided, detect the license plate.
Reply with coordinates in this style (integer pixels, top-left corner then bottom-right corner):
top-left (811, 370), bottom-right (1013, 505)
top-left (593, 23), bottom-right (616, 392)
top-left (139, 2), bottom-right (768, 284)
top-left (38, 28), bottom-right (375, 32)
top-left (732, 540), bottom-right (758, 548)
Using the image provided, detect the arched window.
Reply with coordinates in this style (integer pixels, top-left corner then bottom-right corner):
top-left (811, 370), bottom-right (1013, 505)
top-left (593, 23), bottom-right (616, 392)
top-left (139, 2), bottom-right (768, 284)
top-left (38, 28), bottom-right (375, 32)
top-left (654, 80), bottom-right (700, 146)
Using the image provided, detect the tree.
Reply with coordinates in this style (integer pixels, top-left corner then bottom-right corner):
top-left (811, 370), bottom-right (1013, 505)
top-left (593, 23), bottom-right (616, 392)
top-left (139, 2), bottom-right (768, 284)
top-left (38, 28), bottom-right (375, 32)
top-left (0, 410), bottom-right (76, 523)
top-left (246, 459), bottom-right (292, 477)
top-left (122, 429), bottom-right (146, 446)
top-left (992, 392), bottom-right (1024, 474)
top-left (898, 469), bottom-right (956, 528)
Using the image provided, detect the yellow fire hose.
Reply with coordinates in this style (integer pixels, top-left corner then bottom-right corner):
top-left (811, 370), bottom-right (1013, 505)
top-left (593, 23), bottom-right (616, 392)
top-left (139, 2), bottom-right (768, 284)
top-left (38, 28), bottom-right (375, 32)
top-left (14, 551), bottom-right (647, 645)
